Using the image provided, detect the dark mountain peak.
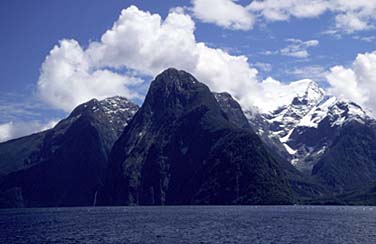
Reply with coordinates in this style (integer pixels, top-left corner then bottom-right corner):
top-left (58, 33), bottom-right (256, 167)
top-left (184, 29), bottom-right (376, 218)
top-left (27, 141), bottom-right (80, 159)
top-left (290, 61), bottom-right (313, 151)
top-left (156, 67), bottom-right (195, 81)
top-left (141, 68), bottom-right (219, 121)
top-left (152, 68), bottom-right (202, 92)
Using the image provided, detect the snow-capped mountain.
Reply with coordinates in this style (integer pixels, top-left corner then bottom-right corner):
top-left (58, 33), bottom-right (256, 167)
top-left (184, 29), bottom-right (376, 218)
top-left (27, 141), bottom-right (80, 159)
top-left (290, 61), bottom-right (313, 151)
top-left (265, 81), bottom-right (325, 139)
top-left (247, 80), bottom-right (374, 174)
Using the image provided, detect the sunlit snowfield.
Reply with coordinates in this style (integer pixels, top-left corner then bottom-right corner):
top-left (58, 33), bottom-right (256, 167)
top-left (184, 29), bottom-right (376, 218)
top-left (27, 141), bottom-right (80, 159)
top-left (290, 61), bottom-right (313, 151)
top-left (1, 206), bottom-right (375, 244)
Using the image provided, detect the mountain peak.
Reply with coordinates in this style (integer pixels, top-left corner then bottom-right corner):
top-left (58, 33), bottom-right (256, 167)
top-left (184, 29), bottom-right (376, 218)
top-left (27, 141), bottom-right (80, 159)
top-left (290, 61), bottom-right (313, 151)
top-left (290, 80), bottom-right (324, 107)
top-left (156, 68), bottom-right (197, 84)
top-left (142, 68), bottom-right (213, 118)
top-left (304, 80), bottom-right (325, 102)
top-left (105, 69), bottom-right (293, 205)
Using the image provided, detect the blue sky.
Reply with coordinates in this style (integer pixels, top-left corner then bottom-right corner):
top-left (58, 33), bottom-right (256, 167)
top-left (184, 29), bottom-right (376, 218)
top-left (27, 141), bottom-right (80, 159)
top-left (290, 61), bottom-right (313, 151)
top-left (0, 0), bottom-right (375, 141)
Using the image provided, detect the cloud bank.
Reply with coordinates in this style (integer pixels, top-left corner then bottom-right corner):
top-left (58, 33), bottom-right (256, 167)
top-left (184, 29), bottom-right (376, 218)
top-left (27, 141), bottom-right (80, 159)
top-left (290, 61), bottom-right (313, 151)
top-left (37, 6), bottom-right (260, 112)
top-left (37, 5), bottom-right (376, 116)
top-left (191, 0), bottom-right (376, 33)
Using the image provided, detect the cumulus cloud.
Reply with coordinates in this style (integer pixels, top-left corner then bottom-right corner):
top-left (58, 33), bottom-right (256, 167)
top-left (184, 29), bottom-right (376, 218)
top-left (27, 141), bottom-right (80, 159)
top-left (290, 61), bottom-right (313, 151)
top-left (38, 39), bottom-right (143, 112)
top-left (194, 43), bottom-right (259, 107)
top-left (0, 120), bottom-right (57, 143)
top-left (191, 0), bottom-right (255, 30)
top-left (280, 39), bottom-right (319, 58)
top-left (190, 0), bottom-right (376, 33)
top-left (87, 6), bottom-right (199, 75)
top-left (326, 50), bottom-right (376, 114)
top-left (37, 5), bottom-right (261, 112)
top-left (36, 5), bottom-right (376, 119)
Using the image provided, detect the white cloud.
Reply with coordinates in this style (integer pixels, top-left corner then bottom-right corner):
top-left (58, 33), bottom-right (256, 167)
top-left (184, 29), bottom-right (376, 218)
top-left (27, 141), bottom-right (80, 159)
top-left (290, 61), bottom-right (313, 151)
top-left (36, 5), bottom-right (376, 119)
top-left (251, 0), bottom-right (376, 33)
top-left (38, 39), bottom-right (143, 112)
top-left (87, 6), bottom-right (199, 75)
top-left (190, 0), bottom-right (376, 33)
top-left (287, 65), bottom-right (327, 81)
top-left (37, 5), bottom-right (261, 112)
top-left (254, 62), bottom-right (272, 72)
top-left (334, 13), bottom-right (369, 33)
top-left (0, 123), bottom-right (13, 143)
top-left (326, 50), bottom-right (376, 114)
top-left (280, 39), bottom-right (319, 58)
top-left (194, 43), bottom-right (259, 108)
top-left (331, 0), bottom-right (376, 33)
top-left (353, 35), bottom-right (376, 42)
top-left (261, 39), bottom-right (319, 58)
top-left (0, 120), bottom-right (58, 143)
top-left (248, 0), bottom-right (328, 21)
top-left (191, 0), bottom-right (255, 30)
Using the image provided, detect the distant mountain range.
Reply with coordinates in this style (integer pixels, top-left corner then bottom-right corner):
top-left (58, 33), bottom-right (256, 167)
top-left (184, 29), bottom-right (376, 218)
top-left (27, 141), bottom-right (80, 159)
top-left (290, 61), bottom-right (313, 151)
top-left (1, 68), bottom-right (376, 207)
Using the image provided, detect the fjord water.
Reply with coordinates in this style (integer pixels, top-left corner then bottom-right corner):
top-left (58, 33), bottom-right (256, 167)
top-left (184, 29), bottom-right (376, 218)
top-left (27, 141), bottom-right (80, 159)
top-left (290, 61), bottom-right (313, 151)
top-left (1, 206), bottom-right (375, 244)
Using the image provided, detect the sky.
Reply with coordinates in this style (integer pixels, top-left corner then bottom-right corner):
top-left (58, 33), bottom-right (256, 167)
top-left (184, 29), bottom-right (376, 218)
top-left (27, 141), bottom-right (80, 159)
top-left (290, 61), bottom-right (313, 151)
top-left (0, 0), bottom-right (375, 142)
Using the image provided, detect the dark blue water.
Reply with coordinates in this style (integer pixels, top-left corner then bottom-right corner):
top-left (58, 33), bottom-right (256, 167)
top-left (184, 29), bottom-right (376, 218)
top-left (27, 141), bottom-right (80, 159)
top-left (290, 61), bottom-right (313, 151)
top-left (1, 206), bottom-right (375, 244)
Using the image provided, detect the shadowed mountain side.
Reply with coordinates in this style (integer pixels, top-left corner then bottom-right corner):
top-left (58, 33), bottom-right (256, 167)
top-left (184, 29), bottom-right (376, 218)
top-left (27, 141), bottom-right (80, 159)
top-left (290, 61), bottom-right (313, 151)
top-left (0, 97), bottom-right (138, 207)
top-left (101, 68), bottom-right (295, 205)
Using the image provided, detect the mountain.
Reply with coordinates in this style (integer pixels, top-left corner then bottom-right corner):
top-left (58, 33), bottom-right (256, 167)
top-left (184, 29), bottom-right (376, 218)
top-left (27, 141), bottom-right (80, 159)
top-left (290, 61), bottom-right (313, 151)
top-left (2, 68), bottom-right (376, 207)
top-left (214, 92), bottom-right (328, 200)
top-left (246, 79), bottom-right (376, 194)
top-left (101, 68), bottom-right (294, 205)
top-left (312, 119), bottom-right (376, 193)
top-left (0, 97), bottom-right (138, 207)
top-left (289, 98), bottom-right (371, 172)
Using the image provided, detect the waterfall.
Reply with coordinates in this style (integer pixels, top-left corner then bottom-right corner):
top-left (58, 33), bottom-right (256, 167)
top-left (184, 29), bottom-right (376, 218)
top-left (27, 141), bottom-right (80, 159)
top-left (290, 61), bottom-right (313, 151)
top-left (93, 191), bottom-right (98, 207)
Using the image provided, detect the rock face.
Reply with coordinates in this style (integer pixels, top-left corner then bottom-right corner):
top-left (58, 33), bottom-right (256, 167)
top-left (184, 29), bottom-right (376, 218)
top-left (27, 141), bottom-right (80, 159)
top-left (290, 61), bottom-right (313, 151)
top-left (0, 97), bottom-right (138, 207)
top-left (103, 68), bottom-right (293, 205)
top-left (213, 92), bottom-right (251, 129)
